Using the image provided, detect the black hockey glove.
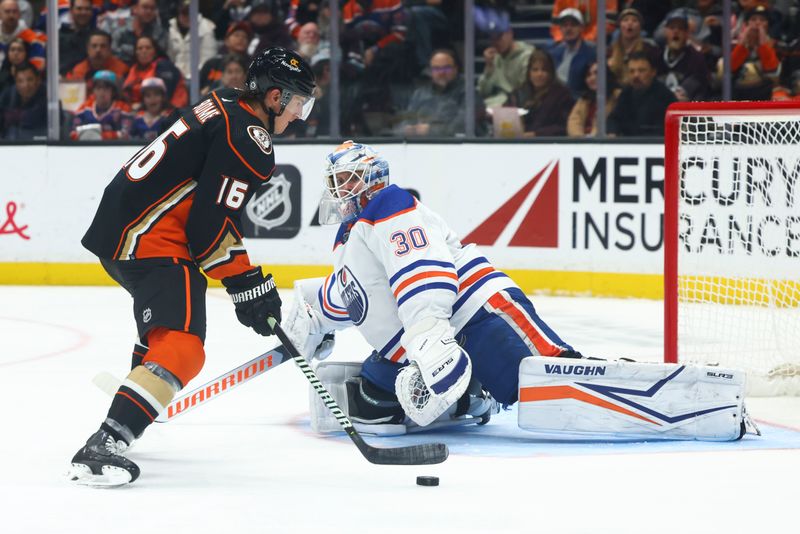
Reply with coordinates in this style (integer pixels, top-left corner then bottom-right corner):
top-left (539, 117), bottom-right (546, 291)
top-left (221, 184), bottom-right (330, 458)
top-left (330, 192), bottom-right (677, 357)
top-left (223, 267), bottom-right (282, 336)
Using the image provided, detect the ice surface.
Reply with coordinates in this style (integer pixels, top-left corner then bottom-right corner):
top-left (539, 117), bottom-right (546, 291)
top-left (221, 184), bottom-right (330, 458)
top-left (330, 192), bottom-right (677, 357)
top-left (1, 286), bottom-right (798, 534)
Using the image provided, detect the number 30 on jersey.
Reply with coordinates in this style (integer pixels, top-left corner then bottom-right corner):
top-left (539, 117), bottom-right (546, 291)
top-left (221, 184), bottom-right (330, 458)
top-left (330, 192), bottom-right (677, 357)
top-left (390, 227), bottom-right (429, 256)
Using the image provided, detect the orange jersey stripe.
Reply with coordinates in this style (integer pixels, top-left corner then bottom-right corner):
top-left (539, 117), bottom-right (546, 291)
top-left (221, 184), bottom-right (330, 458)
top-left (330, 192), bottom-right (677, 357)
top-left (133, 194), bottom-right (194, 260)
top-left (112, 178), bottom-right (195, 259)
top-left (181, 264), bottom-right (192, 331)
top-left (357, 202), bottom-right (418, 226)
top-left (459, 267), bottom-right (496, 291)
top-left (204, 254), bottom-right (253, 280)
top-left (393, 271), bottom-right (459, 297)
top-left (389, 347), bottom-right (406, 363)
top-left (211, 92), bottom-right (273, 181)
top-left (489, 293), bottom-right (560, 356)
top-left (322, 274), bottom-right (348, 315)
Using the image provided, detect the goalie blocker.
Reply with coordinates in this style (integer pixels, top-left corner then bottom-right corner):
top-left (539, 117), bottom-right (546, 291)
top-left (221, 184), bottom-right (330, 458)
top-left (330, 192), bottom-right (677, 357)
top-left (518, 357), bottom-right (758, 441)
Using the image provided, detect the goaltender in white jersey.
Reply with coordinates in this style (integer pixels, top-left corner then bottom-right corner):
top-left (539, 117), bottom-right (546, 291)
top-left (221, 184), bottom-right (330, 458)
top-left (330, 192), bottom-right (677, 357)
top-left (284, 141), bottom-right (759, 441)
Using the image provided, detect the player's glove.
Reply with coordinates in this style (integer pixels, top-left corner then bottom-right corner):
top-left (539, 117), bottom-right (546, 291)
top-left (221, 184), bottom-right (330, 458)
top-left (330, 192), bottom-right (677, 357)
top-left (222, 267), bottom-right (282, 336)
top-left (395, 317), bottom-right (472, 426)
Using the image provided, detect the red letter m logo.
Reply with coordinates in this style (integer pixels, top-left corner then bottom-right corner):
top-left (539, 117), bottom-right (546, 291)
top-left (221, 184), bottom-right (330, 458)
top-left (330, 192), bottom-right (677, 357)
top-left (463, 160), bottom-right (559, 247)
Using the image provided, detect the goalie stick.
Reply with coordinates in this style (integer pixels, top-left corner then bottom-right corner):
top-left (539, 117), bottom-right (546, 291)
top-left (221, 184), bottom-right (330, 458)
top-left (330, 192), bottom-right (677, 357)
top-left (93, 345), bottom-right (291, 423)
top-left (268, 318), bottom-right (449, 466)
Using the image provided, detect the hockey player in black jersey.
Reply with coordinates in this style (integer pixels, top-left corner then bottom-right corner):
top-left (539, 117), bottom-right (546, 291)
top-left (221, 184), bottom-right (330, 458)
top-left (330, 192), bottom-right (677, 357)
top-left (67, 47), bottom-right (315, 487)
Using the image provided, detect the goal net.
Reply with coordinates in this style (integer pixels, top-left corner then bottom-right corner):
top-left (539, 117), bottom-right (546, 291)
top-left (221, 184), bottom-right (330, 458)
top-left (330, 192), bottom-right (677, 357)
top-left (664, 102), bottom-right (800, 396)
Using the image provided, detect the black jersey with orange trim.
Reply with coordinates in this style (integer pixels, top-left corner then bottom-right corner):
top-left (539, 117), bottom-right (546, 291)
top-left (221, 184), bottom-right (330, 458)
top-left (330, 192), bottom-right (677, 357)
top-left (82, 88), bottom-right (276, 281)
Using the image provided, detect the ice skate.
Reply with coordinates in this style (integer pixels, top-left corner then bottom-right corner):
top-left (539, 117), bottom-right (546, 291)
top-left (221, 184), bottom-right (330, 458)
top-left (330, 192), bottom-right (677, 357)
top-left (66, 429), bottom-right (140, 487)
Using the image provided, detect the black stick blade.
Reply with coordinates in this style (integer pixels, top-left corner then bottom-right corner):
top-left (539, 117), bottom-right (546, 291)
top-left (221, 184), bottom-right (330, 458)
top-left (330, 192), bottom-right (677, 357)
top-left (364, 443), bottom-right (449, 465)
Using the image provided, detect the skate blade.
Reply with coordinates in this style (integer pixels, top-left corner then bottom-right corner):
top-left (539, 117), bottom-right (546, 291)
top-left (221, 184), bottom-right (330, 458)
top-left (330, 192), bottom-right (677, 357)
top-left (66, 463), bottom-right (133, 488)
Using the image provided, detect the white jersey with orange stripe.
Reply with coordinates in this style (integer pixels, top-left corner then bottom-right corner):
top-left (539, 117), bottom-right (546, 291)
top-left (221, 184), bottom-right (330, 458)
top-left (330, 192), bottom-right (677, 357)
top-left (307, 185), bottom-right (519, 364)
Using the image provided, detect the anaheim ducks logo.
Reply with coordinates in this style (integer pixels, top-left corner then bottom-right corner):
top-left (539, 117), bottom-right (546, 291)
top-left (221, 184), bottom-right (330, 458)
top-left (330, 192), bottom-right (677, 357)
top-left (247, 125), bottom-right (272, 155)
top-left (290, 58), bottom-right (299, 67)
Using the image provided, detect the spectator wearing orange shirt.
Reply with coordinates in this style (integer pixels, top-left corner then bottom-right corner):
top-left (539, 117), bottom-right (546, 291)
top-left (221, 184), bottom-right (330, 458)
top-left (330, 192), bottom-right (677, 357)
top-left (718, 5), bottom-right (779, 101)
top-left (122, 34), bottom-right (188, 111)
top-left (65, 29), bottom-right (129, 94)
top-left (550, 0), bottom-right (618, 43)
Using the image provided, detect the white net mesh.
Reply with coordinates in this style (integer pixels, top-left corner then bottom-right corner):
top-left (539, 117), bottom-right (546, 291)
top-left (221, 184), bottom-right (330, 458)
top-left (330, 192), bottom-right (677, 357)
top-left (677, 112), bottom-right (800, 395)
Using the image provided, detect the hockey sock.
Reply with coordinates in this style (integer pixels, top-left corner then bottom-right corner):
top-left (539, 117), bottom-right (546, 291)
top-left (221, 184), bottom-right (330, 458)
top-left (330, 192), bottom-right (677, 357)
top-left (131, 341), bottom-right (147, 370)
top-left (104, 365), bottom-right (179, 443)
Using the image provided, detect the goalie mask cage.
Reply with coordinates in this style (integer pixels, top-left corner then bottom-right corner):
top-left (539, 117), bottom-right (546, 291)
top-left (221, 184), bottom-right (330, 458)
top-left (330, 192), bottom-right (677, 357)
top-left (664, 101), bottom-right (800, 396)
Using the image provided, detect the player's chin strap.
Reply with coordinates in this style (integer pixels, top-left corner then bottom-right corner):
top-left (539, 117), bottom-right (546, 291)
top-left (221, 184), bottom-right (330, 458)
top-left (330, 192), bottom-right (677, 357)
top-left (260, 100), bottom-right (277, 134)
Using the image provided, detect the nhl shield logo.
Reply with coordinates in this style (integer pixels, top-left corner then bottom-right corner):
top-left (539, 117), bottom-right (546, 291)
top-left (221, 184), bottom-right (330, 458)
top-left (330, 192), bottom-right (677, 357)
top-left (246, 173), bottom-right (292, 230)
top-left (247, 125), bottom-right (272, 154)
top-left (143, 308), bottom-right (152, 323)
top-left (337, 266), bottom-right (369, 325)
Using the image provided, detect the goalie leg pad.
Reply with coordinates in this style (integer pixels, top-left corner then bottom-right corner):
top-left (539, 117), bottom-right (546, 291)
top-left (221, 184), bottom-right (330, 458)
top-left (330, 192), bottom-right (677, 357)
top-left (517, 357), bottom-right (748, 441)
top-left (309, 361), bottom-right (365, 433)
top-left (310, 360), bottom-right (407, 433)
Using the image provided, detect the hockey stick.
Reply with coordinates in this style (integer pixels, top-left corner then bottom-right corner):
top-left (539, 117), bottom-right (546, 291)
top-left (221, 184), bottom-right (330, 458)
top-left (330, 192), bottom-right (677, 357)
top-left (268, 318), bottom-right (449, 465)
top-left (93, 345), bottom-right (291, 423)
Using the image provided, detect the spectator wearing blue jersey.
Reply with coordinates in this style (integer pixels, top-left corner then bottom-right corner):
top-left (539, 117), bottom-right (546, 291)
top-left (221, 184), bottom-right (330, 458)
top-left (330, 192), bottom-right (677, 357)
top-left (71, 69), bottom-right (133, 141)
top-left (129, 76), bottom-right (172, 141)
top-left (548, 8), bottom-right (596, 99)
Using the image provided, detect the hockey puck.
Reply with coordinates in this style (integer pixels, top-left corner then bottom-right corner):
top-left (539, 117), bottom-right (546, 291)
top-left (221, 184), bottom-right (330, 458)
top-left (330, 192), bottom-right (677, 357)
top-left (416, 476), bottom-right (439, 487)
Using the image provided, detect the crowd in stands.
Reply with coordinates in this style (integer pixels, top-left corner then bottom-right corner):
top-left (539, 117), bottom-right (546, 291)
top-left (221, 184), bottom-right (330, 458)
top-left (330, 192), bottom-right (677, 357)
top-left (1, 0), bottom-right (800, 141)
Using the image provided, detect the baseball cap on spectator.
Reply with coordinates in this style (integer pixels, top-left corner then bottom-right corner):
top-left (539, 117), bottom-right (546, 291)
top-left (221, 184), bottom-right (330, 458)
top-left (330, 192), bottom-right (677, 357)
top-left (556, 8), bottom-right (584, 25)
top-left (93, 70), bottom-right (117, 87)
top-left (743, 5), bottom-right (770, 22)
top-left (664, 9), bottom-right (689, 28)
top-left (92, 70), bottom-right (118, 96)
top-left (617, 7), bottom-right (643, 25)
top-left (474, 6), bottom-right (510, 37)
top-left (226, 21), bottom-right (253, 39)
top-left (141, 77), bottom-right (166, 94)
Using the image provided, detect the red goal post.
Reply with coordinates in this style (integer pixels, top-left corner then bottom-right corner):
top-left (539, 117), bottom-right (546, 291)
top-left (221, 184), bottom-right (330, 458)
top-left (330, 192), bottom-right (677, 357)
top-left (664, 101), bottom-right (800, 395)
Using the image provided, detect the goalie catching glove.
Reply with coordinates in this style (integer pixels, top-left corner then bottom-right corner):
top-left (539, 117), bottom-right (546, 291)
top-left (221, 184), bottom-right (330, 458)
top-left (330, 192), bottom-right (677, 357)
top-left (281, 282), bottom-right (335, 361)
top-left (223, 267), bottom-right (282, 336)
top-left (395, 317), bottom-right (472, 427)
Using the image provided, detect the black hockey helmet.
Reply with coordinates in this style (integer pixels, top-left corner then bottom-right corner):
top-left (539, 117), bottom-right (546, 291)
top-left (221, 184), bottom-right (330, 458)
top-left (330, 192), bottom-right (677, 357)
top-left (245, 46), bottom-right (316, 118)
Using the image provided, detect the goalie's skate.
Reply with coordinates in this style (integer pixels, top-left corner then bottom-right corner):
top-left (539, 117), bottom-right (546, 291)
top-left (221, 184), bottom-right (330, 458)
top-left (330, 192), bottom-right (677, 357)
top-left (66, 429), bottom-right (140, 487)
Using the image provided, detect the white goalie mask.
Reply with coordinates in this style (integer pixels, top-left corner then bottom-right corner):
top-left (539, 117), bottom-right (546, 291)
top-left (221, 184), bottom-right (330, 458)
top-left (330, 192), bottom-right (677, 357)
top-left (319, 141), bottom-right (390, 225)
